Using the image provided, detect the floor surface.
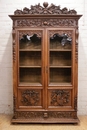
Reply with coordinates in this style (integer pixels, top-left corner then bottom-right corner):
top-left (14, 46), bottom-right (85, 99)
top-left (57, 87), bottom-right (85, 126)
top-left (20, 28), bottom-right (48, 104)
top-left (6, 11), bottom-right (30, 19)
top-left (0, 114), bottom-right (87, 130)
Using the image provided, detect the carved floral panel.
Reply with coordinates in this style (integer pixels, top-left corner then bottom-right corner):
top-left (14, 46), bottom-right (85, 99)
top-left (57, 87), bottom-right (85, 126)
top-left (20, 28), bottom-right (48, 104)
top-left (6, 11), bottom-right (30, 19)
top-left (19, 89), bottom-right (42, 106)
top-left (49, 90), bottom-right (71, 106)
top-left (15, 18), bottom-right (78, 28)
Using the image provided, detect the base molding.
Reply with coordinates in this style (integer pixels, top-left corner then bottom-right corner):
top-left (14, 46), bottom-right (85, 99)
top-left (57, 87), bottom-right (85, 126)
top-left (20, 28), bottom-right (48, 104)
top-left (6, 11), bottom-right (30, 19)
top-left (11, 111), bottom-right (79, 124)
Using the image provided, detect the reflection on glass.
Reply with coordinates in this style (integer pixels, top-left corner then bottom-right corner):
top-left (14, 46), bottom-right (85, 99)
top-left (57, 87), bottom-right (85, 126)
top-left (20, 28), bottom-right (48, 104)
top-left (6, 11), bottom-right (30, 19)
top-left (19, 34), bottom-right (41, 49)
top-left (49, 33), bottom-right (72, 85)
top-left (50, 33), bottom-right (72, 49)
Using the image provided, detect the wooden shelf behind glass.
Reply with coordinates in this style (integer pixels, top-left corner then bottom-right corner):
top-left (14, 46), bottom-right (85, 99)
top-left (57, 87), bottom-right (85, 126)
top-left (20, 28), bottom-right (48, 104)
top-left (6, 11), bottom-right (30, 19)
top-left (50, 49), bottom-right (71, 52)
top-left (19, 66), bottom-right (41, 68)
top-left (19, 49), bottom-right (41, 51)
top-left (50, 66), bottom-right (71, 68)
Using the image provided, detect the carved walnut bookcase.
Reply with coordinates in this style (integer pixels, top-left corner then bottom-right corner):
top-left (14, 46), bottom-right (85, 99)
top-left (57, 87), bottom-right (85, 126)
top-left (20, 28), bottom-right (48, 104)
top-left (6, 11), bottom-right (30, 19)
top-left (9, 2), bottom-right (82, 123)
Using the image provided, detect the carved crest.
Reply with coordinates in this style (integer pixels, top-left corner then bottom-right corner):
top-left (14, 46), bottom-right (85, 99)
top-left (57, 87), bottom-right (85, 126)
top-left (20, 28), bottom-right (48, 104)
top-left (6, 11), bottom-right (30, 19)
top-left (14, 2), bottom-right (77, 15)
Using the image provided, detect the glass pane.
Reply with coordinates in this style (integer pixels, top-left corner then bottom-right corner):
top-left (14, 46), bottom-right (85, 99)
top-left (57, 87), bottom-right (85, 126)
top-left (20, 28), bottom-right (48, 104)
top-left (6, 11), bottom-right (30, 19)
top-left (50, 68), bottom-right (71, 84)
top-left (19, 33), bottom-right (42, 85)
top-left (19, 34), bottom-right (41, 50)
top-left (19, 51), bottom-right (41, 66)
top-left (20, 68), bottom-right (41, 83)
top-left (50, 51), bottom-right (71, 66)
top-left (50, 33), bottom-right (72, 50)
top-left (49, 33), bottom-right (72, 85)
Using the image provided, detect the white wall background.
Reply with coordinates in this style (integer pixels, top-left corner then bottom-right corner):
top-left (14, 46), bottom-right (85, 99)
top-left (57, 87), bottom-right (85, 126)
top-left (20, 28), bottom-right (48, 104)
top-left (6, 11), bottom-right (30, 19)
top-left (0, 0), bottom-right (87, 115)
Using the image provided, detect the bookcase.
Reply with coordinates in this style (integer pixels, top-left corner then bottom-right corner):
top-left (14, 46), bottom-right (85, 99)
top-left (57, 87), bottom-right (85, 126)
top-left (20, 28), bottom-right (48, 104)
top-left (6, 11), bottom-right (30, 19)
top-left (9, 2), bottom-right (82, 123)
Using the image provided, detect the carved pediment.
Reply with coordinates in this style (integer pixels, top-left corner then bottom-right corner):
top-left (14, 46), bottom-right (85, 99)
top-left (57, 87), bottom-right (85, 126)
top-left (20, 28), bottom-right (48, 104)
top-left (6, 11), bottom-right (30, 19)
top-left (14, 2), bottom-right (77, 15)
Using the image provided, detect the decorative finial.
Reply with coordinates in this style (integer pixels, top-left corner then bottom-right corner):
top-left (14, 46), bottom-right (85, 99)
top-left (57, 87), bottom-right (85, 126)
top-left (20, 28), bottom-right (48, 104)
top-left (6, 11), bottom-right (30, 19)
top-left (43, 2), bottom-right (48, 8)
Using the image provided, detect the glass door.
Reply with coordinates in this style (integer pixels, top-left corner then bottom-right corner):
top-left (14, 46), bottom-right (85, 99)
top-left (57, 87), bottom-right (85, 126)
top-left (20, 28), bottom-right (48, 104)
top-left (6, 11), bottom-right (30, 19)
top-left (18, 29), bottom-right (44, 86)
top-left (48, 30), bottom-right (73, 86)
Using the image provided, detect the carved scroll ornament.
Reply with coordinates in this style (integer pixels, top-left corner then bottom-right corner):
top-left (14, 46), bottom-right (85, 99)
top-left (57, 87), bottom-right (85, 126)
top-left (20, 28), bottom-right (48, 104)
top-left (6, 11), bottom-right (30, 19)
top-left (16, 18), bottom-right (78, 27)
top-left (14, 2), bottom-right (77, 15)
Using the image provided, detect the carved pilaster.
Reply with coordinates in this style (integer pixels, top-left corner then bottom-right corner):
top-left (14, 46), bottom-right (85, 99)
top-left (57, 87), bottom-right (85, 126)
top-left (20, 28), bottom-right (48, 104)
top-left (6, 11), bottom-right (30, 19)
top-left (74, 97), bottom-right (77, 111)
top-left (13, 95), bottom-right (18, 119)
top-left (75, 28), bottom-right (79, 63)
top-left (12, 30), bottom-right (16, 62)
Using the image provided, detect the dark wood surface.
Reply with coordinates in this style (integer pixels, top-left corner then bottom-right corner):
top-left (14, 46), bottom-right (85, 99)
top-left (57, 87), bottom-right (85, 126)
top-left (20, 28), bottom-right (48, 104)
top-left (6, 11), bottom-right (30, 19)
top-left (9, 2), bottom-right (82, 124)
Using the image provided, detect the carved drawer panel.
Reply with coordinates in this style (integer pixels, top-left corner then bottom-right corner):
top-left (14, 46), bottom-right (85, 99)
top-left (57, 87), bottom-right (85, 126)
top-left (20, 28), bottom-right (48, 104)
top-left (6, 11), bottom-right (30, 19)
top-left (18, 89), bottom-right (43, 108)
top-left (48, 89), bottom-right (72, 107)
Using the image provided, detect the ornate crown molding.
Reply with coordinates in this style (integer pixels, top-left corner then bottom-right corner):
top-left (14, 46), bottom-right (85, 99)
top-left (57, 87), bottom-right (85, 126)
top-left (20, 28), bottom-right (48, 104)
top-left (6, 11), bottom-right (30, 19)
top-left (14, 2), bottom-right (77, 15)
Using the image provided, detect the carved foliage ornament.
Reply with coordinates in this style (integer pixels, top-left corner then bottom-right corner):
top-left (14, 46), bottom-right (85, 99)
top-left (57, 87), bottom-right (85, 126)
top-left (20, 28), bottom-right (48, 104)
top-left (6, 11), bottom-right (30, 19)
top-left (13, 111), bottom-right (77, 119)
top-left (19, 30), bottom-right (42, 40)
top-left (14, 2), bottom-right (77, 15)
top-left (51, 90), bottom-right (70, 106)
top-left (21, 90), bottom-right (39, 106)
top-left (16, 18), bottom-right (78, 27)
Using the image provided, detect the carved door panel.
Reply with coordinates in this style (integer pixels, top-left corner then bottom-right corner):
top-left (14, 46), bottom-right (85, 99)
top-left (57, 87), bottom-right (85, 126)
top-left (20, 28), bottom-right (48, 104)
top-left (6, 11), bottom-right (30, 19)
top-left (46, 28), bottom-right (75, 110)
top-left (16, 28), bottom-right (45, 109)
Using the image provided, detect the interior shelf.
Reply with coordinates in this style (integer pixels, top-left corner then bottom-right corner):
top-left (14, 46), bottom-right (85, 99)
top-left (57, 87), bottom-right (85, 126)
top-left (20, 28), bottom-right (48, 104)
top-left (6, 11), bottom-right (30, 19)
top-left (19, 49), bottom-right (41, 51)
top-left (50, 66), bottom-right (72, 68)
top-left (19, 68), bottom-right (41, 83)
top-left (50, 49), bottom-right (71, 51)
top-left (50, 68), bottom-right (71, 83)
top-left (19, 82), bottom-right (42, 86)
top-left (19, 51), bottom-right (41, 66)
top-left (50, 51), bottom-right (71, 66)
top-left (19, 66), bottom-right (41, 68)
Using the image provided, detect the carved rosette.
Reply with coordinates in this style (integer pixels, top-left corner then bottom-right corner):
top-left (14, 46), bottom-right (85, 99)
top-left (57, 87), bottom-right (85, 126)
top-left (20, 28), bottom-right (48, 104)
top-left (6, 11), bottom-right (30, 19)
top-left (12, 30), bottom-right (16, 62)
top-left (51, 90), bottom-right (70, 106)
top-left (16, 18), bottom-right (78, 28)
top-left (75, 29), bottom-right (79, 63)
top-left (21, 90), bottom-right (39, 106)
top-left (14, 2), bottom-right (77, 15)
top-left (19, 30), bottom-right (42, 40)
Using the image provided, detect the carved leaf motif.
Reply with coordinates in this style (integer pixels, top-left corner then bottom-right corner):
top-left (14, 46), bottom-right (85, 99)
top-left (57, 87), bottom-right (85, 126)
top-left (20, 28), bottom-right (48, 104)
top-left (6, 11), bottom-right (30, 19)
top-left (19, 30), bottom-right (42, 39)
top-left (51, 90), bottom-right (70, 106)
top-left (16, 19), bottom-right (77, 27)
top-left (13, 111), bottom-right (77, 119)
top-left (21, 90), bottom-right (39, 106)
top-left (14, 2), bottom-right (77, 15)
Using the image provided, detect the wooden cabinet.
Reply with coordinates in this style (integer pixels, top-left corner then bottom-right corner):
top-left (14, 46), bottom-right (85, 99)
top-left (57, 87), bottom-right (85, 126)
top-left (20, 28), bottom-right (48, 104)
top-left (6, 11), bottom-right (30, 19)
top-left (9, 2), bottom-right (82, 123)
